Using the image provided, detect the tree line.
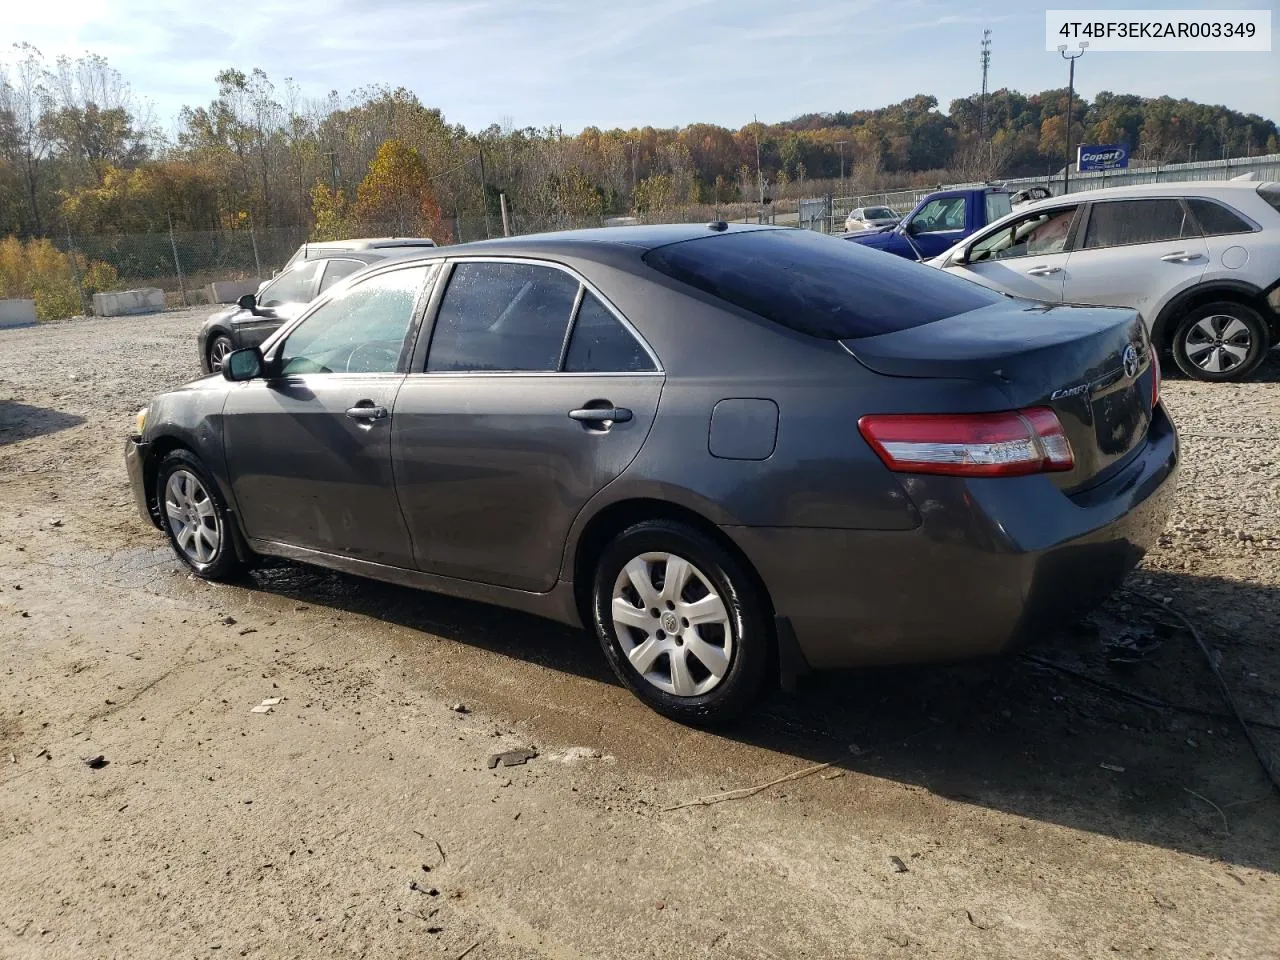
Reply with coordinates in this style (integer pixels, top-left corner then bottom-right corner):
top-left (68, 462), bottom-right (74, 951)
top-left (2, 43), bottom-right (1277, 242)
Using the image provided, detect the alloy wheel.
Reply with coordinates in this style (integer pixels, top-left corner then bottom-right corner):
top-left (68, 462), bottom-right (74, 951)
top-left (209, 336), bottom-right (233, 373)
top-left (164, 469), bottom-right (221, 566)
top-left (1183, 314), bottom-right (1252, 375)
top-left (610, 551), bottom-right (733, 697)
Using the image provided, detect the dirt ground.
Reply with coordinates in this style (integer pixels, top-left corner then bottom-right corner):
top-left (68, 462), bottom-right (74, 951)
top-left (1, 308), bottom-right (1278, 959)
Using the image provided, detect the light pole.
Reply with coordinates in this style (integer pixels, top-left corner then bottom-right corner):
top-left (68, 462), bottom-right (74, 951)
top-left (1057, 41), bottom-right (1087, 193)
top-left (835, 140), bottom-right (848, 197)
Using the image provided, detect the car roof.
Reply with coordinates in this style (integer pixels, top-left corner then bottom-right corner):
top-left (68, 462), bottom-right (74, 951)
top-left (1018, 179), bottom-right (1271, 211)
top-left (392, 222), bottom-right (785, 259)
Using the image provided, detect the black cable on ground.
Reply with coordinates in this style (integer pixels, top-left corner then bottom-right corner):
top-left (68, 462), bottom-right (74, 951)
top-left (1017, 652), bottom-right (1280, 733)
top-left (1129, 592), bottom-right (1280, 798)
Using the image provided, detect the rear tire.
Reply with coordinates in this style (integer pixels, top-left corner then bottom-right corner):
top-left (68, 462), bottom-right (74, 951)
top-left (591, 519), bottom-right (770, 725)
top-left (1171, 301), bottom-right (1270, 382)
top-left (155, 449), bottom-right (246, 581)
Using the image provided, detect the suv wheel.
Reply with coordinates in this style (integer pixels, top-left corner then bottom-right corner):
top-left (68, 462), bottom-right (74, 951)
top-left (591, 520), bottom-right (769, 724)
top-left (1171, 301), bottom-right (1270, 382)
top-left (156, 449), bottom-right (245, 580)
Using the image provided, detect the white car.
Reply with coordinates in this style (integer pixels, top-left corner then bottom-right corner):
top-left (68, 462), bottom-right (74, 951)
top-left (931, 181), bottom-right (1280, 381)
top-left (844, 205), bottom-right (900, 232)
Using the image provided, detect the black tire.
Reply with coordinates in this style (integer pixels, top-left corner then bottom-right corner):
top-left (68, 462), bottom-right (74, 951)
top-left (155, 449), bottom-right (246, 581)
top-left (206, 333), bottom-right (235, 374)
top-left (1171, 301), bottom-right (1270, 382)
top-left (591, 519), bottom-right (770, 725)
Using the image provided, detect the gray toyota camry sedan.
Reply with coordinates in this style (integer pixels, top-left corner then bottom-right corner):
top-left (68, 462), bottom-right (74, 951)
top-left (126, 224), bottom-right (1178, 723)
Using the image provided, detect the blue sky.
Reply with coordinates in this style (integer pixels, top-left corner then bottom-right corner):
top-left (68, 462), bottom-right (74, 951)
top-left (9, 0), bottom-right (1278, 132)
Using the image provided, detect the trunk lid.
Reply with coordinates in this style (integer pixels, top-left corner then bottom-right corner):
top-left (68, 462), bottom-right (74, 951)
top-left (842, 300), bottom-right (1156, 492)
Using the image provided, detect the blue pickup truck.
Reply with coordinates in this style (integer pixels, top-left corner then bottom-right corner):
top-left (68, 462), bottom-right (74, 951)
top-left (842, 186), bottom-right (1013, 260)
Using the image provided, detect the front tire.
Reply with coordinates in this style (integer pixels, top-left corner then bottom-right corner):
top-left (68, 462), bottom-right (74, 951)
top-left (1171, 301), bottom-right (1270, 382)
top-left (206, 333), bottom-right (234, 374)
top-left (591, 520), bottom-right (770, 724)
top-left (155, 449), bottom-right (245, 581)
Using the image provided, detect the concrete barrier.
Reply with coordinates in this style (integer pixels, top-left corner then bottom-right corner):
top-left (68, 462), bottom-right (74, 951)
top-left (0, 299), bottom-right (38, 328)
top-left (92, 288), bottom-right (166, 317)
top-left (206, 278), bottom-right (264, 304)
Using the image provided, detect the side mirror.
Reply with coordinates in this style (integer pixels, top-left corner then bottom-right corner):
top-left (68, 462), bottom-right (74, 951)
top-left (237, 293), bottom-right (257, 313)
top-left (223, 347), bottom-right (264, 382)
top-left (952, 248), bottom-right (970, 266)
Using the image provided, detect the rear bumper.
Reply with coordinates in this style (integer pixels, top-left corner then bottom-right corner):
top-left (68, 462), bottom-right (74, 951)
top-left (724, 407), bottom-right (1179, 670)
top-left (125, 436), bottom-right (158, 528)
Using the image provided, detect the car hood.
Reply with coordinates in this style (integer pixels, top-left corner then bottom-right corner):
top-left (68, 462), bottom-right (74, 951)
top-left (202, 304), bottom-right (241, 329)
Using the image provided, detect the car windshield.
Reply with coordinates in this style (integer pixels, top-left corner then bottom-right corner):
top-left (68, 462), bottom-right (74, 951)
top-left (865, 207), bottom-right (895, 219)
top-left (642, 229), bottom-right (1002, 340)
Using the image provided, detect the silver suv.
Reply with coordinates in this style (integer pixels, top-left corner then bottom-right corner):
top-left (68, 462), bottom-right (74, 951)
top-left (932, 181), bottom-right (1280, 381)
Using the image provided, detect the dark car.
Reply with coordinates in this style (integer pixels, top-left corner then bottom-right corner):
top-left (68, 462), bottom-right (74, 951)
top-left (128, 224), bottom-right (1178, 723)
top-left (198, 253), bottom-right (387, 373)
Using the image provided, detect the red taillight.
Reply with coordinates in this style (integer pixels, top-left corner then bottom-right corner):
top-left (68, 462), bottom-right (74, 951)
top-left (1151, 352), bottom-right (1160, 408)
top-left (858, 408), bottom-right (1075, 477)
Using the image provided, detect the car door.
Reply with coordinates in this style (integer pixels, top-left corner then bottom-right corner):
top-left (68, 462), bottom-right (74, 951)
top-left (944, 204), bottom-right (1080, 302)
top-left (235, 258), bottom-right (326, 348)
top-left (905, 196), bottom-right (969, 258)
top-left (391, 258), bottom-right (664, 592)
top-left (1061, 198), bottom-right (1209, 316)
top-left (223, 262), bottom-right (437, 567)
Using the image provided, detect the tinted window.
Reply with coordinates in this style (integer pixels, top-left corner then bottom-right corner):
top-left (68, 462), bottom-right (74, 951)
top-left (259, 259), bottom-right (322, 307)
top-left (1187, 198), bottom-right (1253, 236)
top-left (318, 258), bottom-right (365, 294)
top-left (911, 197), bottom-right (966, 233)
top-left (969, 207), bottom-right (1078, 262)
top-left (865, 207), bottom-right (896, 219)
top-left (280, 265), bottom-right (431, 375)
top-left (565, 292), bottom-right (655, 372)
top-left (1083, 199), bottom-right (1195, 249)
top-left (427, 261), bottom-right (580, 372)
top-left (642, 230), bottom-right (1002, 340)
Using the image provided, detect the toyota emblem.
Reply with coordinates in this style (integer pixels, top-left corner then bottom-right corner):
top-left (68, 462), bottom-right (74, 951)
top-left (1123, 344), bottom-right (1139, 379)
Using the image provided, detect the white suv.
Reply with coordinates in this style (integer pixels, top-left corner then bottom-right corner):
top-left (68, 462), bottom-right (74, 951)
top-left (931, 181), bottom-right (1280, 381)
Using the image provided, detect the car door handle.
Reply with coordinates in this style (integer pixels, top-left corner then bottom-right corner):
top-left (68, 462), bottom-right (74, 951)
top-left (568, 406), bottom-right (633, 424)
top-left (345, 403), bottom-right (388, 422)
top-left (1159, 251), bottom-right (1204, 262)
top-left (1025, 265), bottom-right (1062, 276)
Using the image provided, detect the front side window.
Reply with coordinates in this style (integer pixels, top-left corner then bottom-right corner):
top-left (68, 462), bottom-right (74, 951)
top-left (1186, 198), bottom-right (1254, 236)
top-left (911, 197), bottom-right (966, 233)
top-left (1082, 199), bottom-right (1196, 249)
top-left (427, 262), bottom-right (580, 372)
top-left (564, 292), bottom-right (655, 373)
top-left (258, 259), bottom-right (323, 307)
top-left (968, 207), bottom-right (1079, 262)
top-left (279, 265), bottom-right (432, 375)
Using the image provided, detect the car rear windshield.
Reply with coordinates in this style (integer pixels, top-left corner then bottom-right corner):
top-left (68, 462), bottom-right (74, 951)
top-left (641, 229), bottom-right (1003, 340)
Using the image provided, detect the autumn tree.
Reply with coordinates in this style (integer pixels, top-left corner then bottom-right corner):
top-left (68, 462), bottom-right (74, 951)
top-left (354, 138), bottom-right (443, 236)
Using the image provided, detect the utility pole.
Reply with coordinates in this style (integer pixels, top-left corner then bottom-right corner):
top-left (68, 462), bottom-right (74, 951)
top-left (754, 114), bottom-right (764, 224)
top-left (1057, 41), bottom-right (1087, 194)
top-left (477, 146), bottom-right (492, 238)
top-left (980, 29), bottom-right (992, 143)
top-left (835, 140), bottom-right (848, 197)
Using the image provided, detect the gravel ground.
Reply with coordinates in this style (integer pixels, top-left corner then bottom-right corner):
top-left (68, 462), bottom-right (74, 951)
top-left (0, 308), bottom-right (1278, 959)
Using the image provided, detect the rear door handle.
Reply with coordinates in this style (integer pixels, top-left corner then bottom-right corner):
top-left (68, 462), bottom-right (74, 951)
top-left (346, 403), bottom-right (388, 422)
top-left (1159, 251), bottom-right (1204, 262)
top-left (1025, 265), bottom-right (1062, 276)
top-left (568, 407), bottom-right (633, 424)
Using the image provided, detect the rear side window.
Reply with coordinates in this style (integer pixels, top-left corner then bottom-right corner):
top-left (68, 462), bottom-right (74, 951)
top-left (985, 192), bottom-right (1013, 223)
top-left (427, 261), bottom-right (580, 372)
top-left (564, 292), bottom-right (654, 372)
top-left (642, 229), bottom-right (1003, 340)
top-left (318, 258), bottom-right (365, 294)
top-left (1082, 199), bottom-right (1196, 249)
top-left (1186, 198), bottom-right (1254, 236)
